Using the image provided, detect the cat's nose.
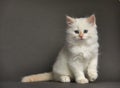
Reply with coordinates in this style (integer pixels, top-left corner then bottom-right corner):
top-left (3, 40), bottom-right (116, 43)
top-left (79, 35), bottom-right (83, 39)
top-left (79, 32), bottom-right (83, 39)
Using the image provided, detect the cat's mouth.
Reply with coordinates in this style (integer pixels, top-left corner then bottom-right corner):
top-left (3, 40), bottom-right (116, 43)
top-left (79, 36), bottom-right (86, 40)
top-left (77, 38), bottom-right (85, 40)
top-left (80, 38), bottom-right (84, 40)
top-left (74, 36), bottom-right (86, 40)
top-left (80, 37), bottom-right (84, 40)
top-left (80, 38), bottom-right (85, 40)
top-left (79, 37), bottom-right (86, 40)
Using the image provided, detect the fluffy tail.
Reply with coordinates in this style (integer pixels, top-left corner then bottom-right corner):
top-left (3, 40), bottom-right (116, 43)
top-left (21, 72), bottom-right (53, 82)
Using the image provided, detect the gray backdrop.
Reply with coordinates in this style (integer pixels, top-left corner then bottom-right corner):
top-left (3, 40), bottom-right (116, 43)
top-left (0, 0), bottom-right (120, 82)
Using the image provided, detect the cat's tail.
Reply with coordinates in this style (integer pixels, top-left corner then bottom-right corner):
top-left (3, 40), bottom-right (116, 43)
top-left (21, 72), bottom-right (53, 82)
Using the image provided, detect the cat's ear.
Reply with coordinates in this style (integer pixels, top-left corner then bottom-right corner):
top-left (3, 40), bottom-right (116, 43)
top-left (87, 14), bottom-right (96, 26)
top-left (66, 16), bottom-right (75, 25)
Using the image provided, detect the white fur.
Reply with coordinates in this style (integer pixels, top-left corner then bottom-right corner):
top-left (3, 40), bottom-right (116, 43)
top-left (21, 15), bottom-right (99, 84)
top-left (53, 15), bottom-right (99, 84)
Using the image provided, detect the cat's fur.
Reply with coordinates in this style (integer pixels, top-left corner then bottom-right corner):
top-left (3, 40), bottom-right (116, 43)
top-left (22, 14), bottom-right (99, 84)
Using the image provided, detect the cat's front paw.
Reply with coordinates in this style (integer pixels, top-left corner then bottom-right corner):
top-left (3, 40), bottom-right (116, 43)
top-left (87, 70), bottom-right (98, 82)
top-left (60, 75), bottom-right (71, 83)
top-left (76, 78), bottom-right (89, 84)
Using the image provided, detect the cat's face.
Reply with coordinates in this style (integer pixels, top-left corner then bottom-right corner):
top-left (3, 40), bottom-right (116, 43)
top-left (66, 15), bottom-right (97, 41)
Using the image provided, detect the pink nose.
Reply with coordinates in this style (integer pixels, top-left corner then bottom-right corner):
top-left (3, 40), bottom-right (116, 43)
top-left (80, 36), bottom-right (83, 39)
top-left (79, 32), bottom-right (84, 39)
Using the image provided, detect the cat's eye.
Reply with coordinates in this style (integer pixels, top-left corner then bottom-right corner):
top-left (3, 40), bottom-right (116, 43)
top-left (84, 30), bottom-right (88, 33)
top-left (74, 30), bottom-right (79, 34)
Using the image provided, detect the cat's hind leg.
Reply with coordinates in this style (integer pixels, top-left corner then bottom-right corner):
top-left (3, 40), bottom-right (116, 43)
top-left (53, 73), bottom-right (71, 83)
top-left (60, 75), bottom-right (71, 82)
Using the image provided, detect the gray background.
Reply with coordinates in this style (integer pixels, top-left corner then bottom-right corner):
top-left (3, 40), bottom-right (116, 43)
top-left (0, 0), bottom-right (120, 82)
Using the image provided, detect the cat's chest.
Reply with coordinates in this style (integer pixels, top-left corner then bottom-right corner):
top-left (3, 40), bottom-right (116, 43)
top-left (70, 46), bottom-right (91, 55)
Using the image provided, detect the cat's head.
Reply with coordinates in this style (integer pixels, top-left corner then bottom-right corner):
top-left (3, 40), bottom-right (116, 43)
top-left (66, 14), bottom-right (97, 43)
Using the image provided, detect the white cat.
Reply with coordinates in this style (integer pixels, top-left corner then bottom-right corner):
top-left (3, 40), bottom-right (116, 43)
top-left (22, 14), bottom-right (99, 84)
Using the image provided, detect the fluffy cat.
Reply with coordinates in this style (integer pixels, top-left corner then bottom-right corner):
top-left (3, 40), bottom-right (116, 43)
top-left (22, 14), bottom-right (99, 84)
